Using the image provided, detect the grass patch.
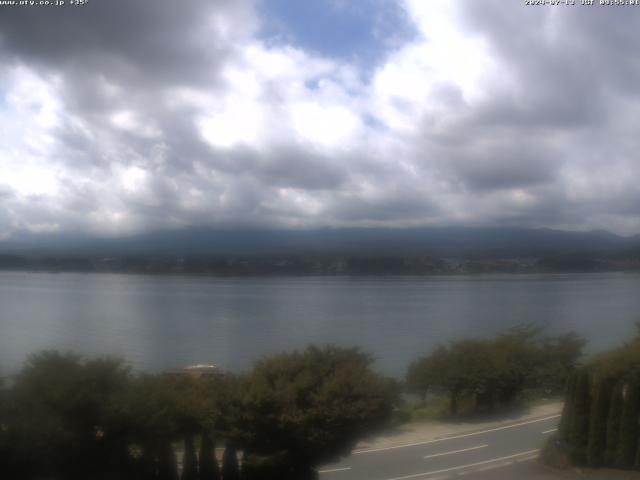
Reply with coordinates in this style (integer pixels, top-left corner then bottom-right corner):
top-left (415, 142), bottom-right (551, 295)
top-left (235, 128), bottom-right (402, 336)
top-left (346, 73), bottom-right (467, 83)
top-left (397, 392), bottom-right (563, 424)
top-left (399, 396), bottom-right (451, 421)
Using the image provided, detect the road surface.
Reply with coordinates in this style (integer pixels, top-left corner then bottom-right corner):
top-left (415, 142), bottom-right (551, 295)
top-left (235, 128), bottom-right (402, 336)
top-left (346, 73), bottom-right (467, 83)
top-left (319, 414), bottom-right (560, 480)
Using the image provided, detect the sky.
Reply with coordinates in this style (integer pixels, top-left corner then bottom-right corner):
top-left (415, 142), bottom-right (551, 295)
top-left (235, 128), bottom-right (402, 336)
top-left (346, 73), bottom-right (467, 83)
top-left (1, 0), bottom-right (640, 238)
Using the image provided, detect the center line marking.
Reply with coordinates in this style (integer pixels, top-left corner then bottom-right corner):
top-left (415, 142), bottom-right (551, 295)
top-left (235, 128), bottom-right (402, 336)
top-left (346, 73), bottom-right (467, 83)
top-left (424, 444), bottom-right (488, 459)
top-left (384, 449), bottom-right (540, 480)
top-left (353, 414), bottom-right (560, 454)
top-left (542, 428), bottom-right (557, 434)
top-left (319, 467), bottom-right (352, 474)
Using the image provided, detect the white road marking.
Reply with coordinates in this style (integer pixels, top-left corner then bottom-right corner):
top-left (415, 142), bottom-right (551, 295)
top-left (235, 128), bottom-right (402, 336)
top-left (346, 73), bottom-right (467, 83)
top-left (353, 414), bottom-right (560, 454)
top-left (318, 467), bottom-right (352, 474)
top-left (423, 444), bottom-right (488, 459)
top-left (383, 449), bottom-right (539, 480)
top-left (542, 428), bottom-right (557, 434)
top-left (471, 461), bottom-right (513, 473)
top-left (516, 454), bottom-right (539, 462)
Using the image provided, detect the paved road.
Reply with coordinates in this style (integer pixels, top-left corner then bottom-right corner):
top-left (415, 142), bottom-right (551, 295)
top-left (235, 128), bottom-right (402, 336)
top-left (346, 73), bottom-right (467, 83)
top-left (319, 414), bottom-right (560, 480)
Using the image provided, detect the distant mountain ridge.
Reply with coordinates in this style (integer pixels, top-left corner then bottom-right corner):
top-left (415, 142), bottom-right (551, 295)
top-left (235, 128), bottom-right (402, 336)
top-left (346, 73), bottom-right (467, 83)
top-left (1, 226), bottom-right (639, 258)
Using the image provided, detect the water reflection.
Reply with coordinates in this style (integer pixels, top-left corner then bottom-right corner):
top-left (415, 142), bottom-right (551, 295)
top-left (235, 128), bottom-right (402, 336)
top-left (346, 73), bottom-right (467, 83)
top-left (1, 271), bottom-right (639, 376)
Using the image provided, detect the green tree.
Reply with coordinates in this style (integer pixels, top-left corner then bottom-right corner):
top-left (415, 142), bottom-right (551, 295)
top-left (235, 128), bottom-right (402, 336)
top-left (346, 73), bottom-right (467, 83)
top-left (587, 377), bottom-right (614, 467)
top-left (536, 333), bottom-right (585, 395)
top-left (182, 434), bottom-right (198, 480)
top-left (605, 381), bottom-right (624, 466)
top-left (616, 381), bottom-right (639, 468)
top-left (436, 339), bottom-right (492, 415)
top-left (405, 346), bottom-right (447, 405)
top-left (157, 440), bottom-right (179, 480)
top-left (111, 374), bottom-right (184, 479)
top-left (491, 325), bottom-right (543, 405)
top-left (407, 326), bottom-right (583, 416)
top-left (199, 431), bottom-right (220, 480)
top-left (7, 351), bottom-right (132, 479)
top-left (221, 445), bottom-right (240, 480)
top-left (233, 345), bottom-right (397, 479)
top-left (552, 330), bottom-right (640, 470)
top-left (0, 374), bottom-right (15, 475)
top-left (569, 368), bottom-right (591, 465)
top-left (558, 371), bottom-right (577, 441)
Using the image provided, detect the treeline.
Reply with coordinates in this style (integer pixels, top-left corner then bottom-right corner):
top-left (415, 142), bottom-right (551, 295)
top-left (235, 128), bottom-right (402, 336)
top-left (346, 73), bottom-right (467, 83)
top-left (1, 254), bottom-right (639, 276)
top-left (554, 331), bottom-right (640, 470)
top-left (0, 346), bottom-right (397, 480)
top-left (406, 326), bottom-right (584, 415)
top-left (0, 255), bottom-right (450, 275)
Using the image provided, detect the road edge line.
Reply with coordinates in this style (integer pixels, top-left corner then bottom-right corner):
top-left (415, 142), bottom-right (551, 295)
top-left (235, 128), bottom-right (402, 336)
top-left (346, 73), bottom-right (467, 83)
top-left (353, 414), bottom-right (560, 455)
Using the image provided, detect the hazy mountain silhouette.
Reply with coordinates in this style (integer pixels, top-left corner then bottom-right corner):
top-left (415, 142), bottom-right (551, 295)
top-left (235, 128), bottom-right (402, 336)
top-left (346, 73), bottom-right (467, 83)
top-left (1, 227), bottom-right (638, 258)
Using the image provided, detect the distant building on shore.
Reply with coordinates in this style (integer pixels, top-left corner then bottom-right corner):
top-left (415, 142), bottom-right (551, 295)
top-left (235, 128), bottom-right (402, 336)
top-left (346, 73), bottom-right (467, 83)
top-left (166, 363), bottom-right (224, 380)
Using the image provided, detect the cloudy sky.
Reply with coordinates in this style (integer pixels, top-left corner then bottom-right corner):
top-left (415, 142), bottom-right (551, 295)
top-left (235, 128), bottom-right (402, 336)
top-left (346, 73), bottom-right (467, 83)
top-left (1, 0), bottom-right (640, 238)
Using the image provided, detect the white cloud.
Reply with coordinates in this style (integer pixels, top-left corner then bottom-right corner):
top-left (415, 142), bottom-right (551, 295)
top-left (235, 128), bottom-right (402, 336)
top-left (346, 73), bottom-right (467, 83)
top-left (1, 0), bottom-right (640, 236)
top-left (0, 67), bottom-right (63, 198)
top-left (110, 110), bottom-right (161, 139)
top-left (289, 101), bottom-right (361, 150)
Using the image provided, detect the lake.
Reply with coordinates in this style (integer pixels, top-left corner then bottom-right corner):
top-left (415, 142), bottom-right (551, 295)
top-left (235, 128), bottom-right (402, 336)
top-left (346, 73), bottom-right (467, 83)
top-left (1, 271), bottom-right (639, 377)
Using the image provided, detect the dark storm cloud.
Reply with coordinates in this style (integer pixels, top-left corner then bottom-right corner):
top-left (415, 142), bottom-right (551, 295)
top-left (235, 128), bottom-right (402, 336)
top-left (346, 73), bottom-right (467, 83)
top-left (450, 147), bottom-right (557, 192)
top-left (0, 0), bottom-right (258, 235)
top-left (417, 123), bottom-right (564, 193)
top-left (218, 146), bottom-right (348, 191)
top-left (328, 191), bottom-right (440, 224)
top-left (458, 1), bottom-right (636, 128)
top-left (0, 0), bottom-right (254, 171)
top-left (0, 0), bottom-right (251, 83)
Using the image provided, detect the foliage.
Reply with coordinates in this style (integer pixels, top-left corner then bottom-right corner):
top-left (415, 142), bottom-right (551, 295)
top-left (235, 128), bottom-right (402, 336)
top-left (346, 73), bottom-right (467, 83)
top-left (4, 351), bottom-right (133, 479)
top-left (540, 435), bottom-right (571, 470)
top-left (111, 374), bottom-right (181, 443)
top-left (221, 445), bottom-right (240, 480)
top-left (406, 346), bottom-right (447, 404)
top-left (406, 326), bottom-right (584, 415)
top-left (616, 381), bottom-right (639, 468)
top-left (156, 440), bottom-right (179, 480)
top-left (199, 431), bottom-right (220, 480)
top-left (1, 345), bottom-right (398, 479)
top-left (605, 382), bottom-right (624, 465)
top-left (181, 434), bottom-right (198, 480)
top-left (533, 332), bottom-right (586, 395)
top-left (232, 345), bottom-right (397, 477)
top-left (569, 368), bottom-right (590, 465)
top-left (558, 372), bottom-right (576, 441)
top-left (586, 377), bottom-right (613, 466)
top-left (553, 331), bottom-right (640, 472)
top-left (398, 395), bottom-right (450, 421)
top-left (0, 375), bottom-right (12, 473)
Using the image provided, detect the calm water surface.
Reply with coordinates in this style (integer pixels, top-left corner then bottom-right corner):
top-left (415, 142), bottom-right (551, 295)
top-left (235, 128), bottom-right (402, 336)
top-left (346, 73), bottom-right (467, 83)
top-left (1, 271), bottom-right (639, 376)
